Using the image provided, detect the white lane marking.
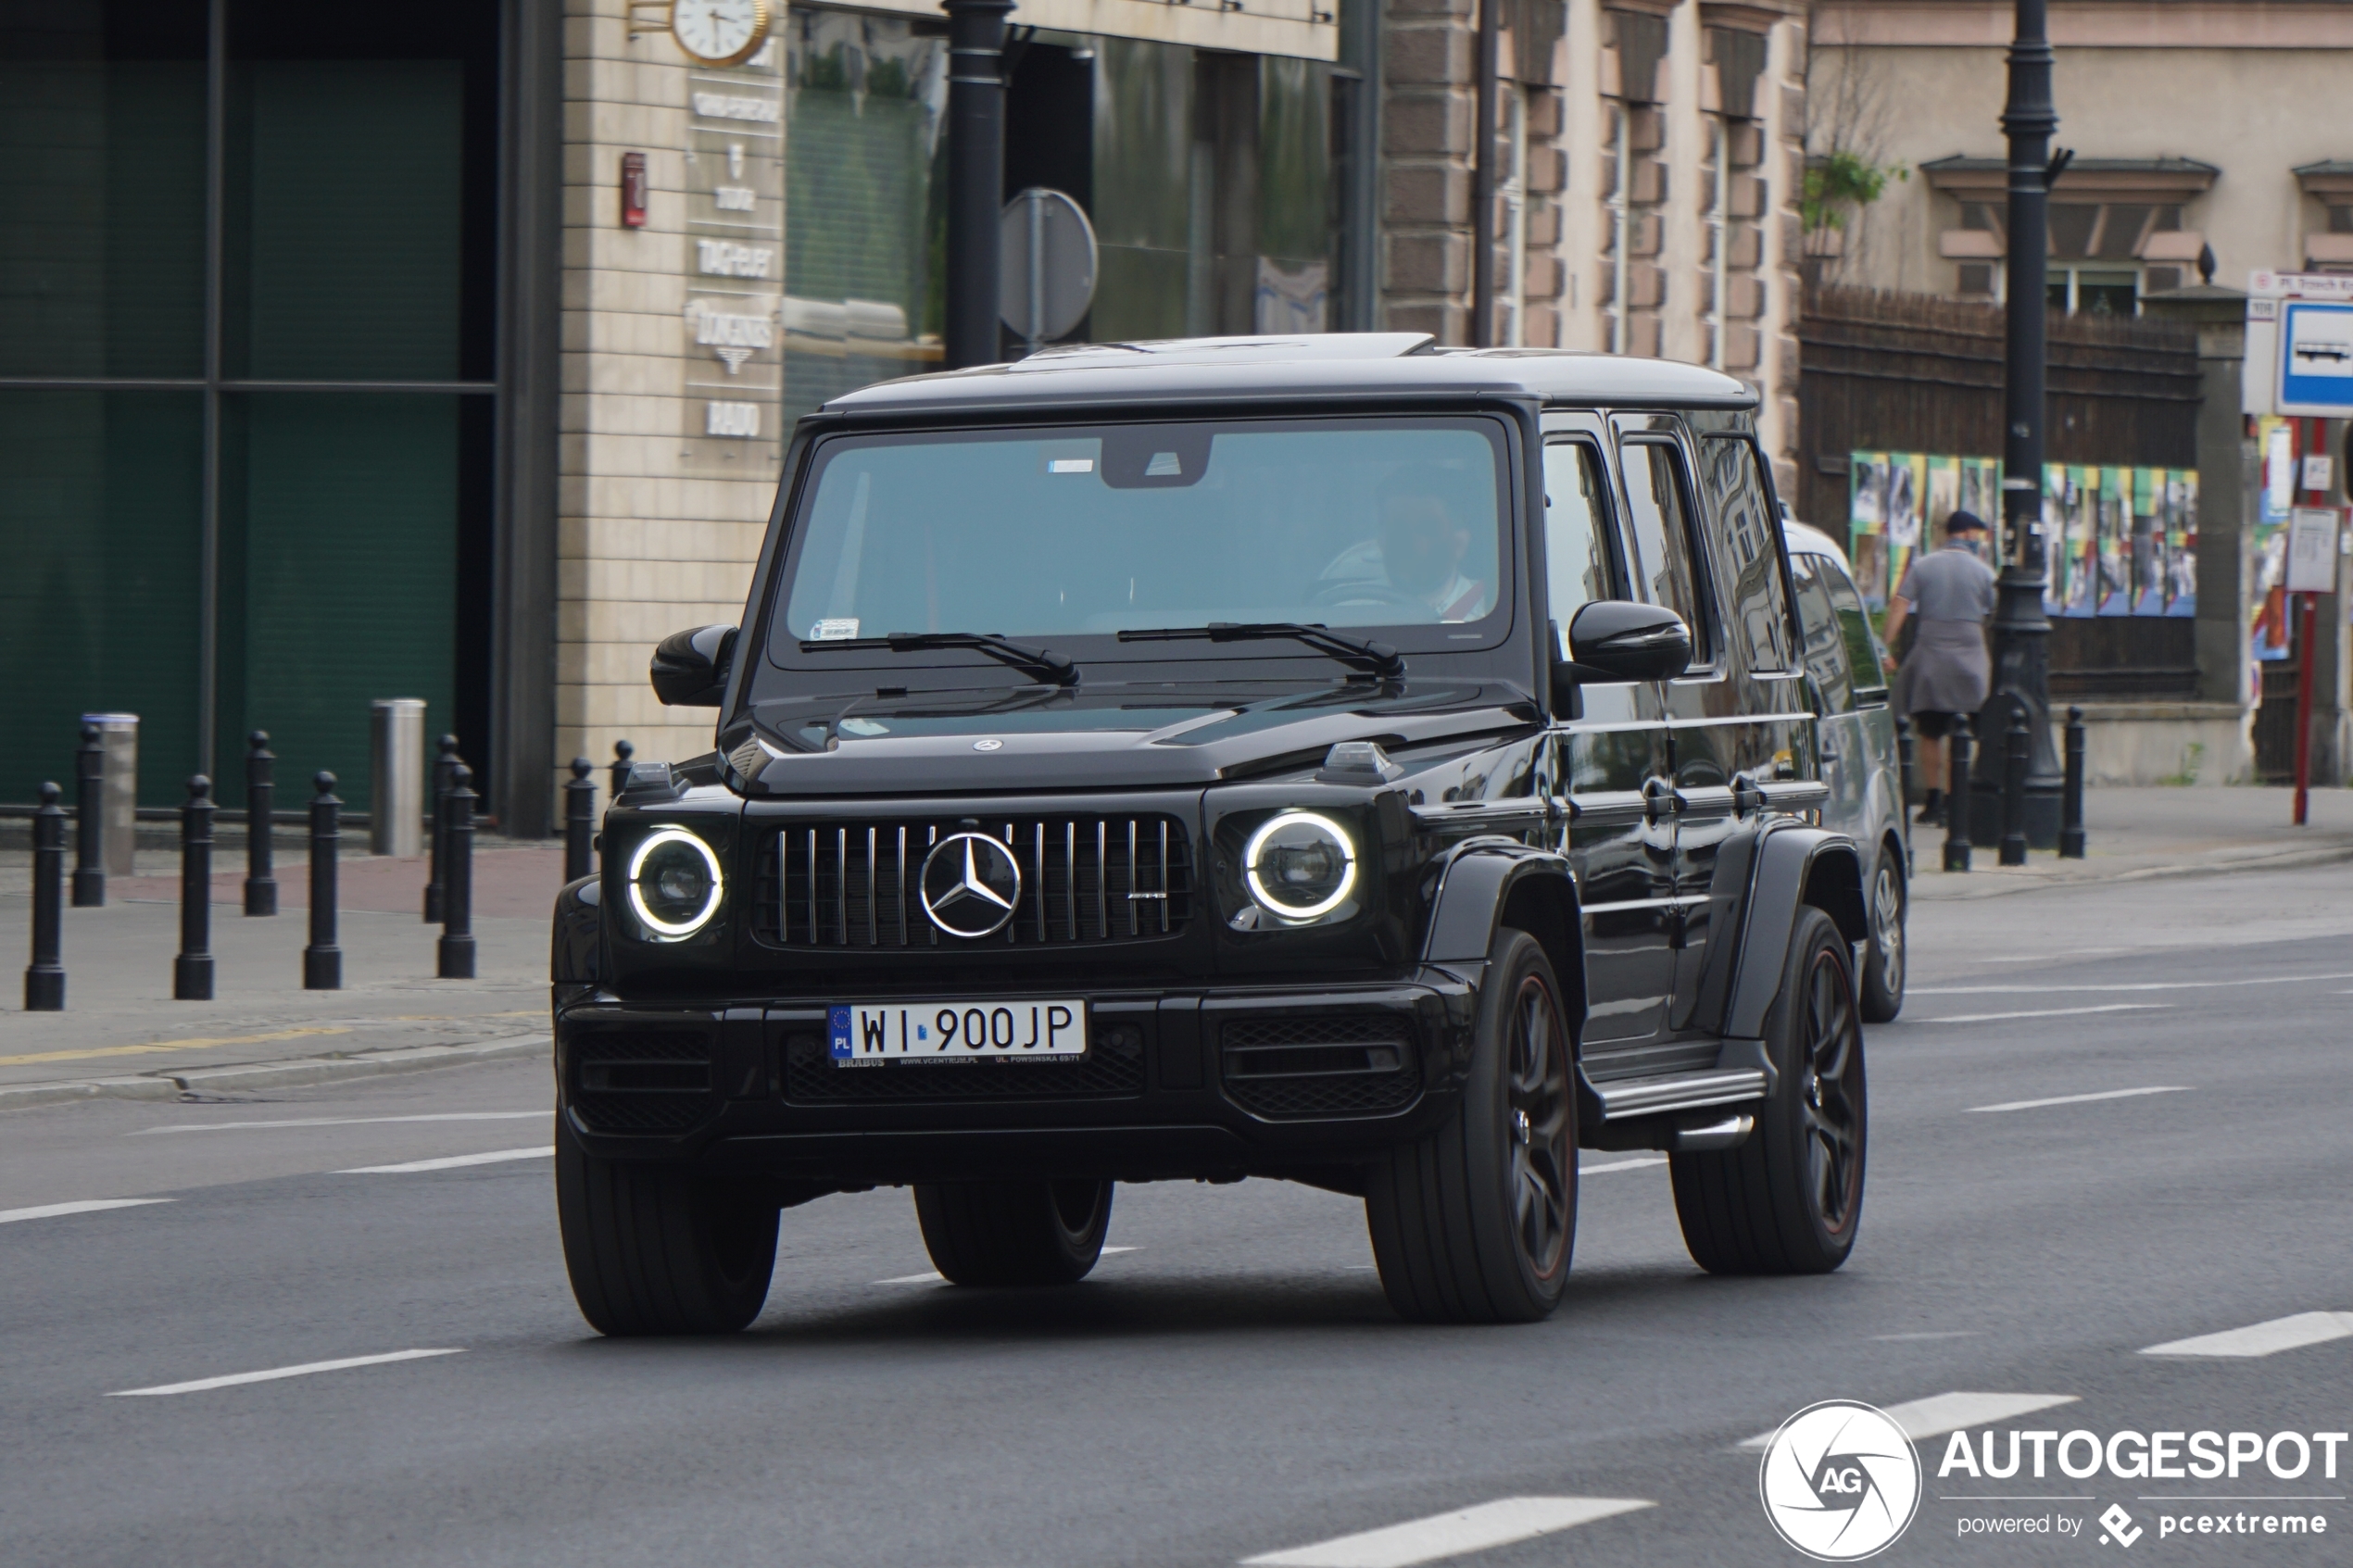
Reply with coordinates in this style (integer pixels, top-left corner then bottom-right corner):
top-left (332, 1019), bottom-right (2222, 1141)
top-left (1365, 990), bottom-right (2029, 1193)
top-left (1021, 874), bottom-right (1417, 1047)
top-left (108, 1348), bottom-right (464, 1398)
top-left (336, 1146), bottom-right (553, 1173)
top-left (1916, 971), bottom-right (2353, 997)
top-left (1101, 1246), bottom-right (1139, 1256)
top-left (1241, 1497), bottom-right (1655, 1568)
top-left (0, 1198), bottom-right (175, 1225)
top-left (1924, 1003), bottom-right (2171, 1024)
top-left (2142, 1311), bottom-right (2353, 1359)
top-left (1964, 1085), bottom-right (2190, 1114)
top-left (136, 1111), bottom-right (546, 1135)
top-left (1873, 1331), bottom-right (1982, 1342)
top-left (1580, 1157), bottom-right (1668, 1174)
top-left (876, 1246), bottom-right (1139, 1286)
top-left (1740, 1392), bottom-right (2078, 1449)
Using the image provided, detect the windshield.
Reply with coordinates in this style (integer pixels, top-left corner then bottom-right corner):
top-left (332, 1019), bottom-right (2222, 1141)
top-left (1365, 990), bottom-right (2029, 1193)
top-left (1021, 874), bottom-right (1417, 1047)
top-left (770, 416), bottom-right (1511, 668)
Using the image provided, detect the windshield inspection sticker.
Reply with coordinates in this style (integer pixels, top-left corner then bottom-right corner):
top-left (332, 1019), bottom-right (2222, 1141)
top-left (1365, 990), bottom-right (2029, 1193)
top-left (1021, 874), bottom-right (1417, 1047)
top-left (810, 618), bottom-right (860, 640)
top-left (1047, 458), bottom-right (1094, 473)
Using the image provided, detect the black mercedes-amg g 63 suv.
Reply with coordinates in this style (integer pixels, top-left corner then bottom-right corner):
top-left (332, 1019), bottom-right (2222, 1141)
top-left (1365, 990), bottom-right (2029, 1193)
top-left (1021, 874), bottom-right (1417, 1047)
top-left (551, 333), bottom-right (1870, 1334)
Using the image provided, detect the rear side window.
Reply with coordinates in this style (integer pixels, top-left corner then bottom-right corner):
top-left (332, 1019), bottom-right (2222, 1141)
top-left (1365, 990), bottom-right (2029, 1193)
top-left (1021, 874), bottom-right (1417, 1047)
top-left (1541, 441), bottom-right (1617, 659)
top-left (1699, 436), bottom-right (1795, 673)
top-left (1619, 439), bottom-right (1716, 665)
top-left (1789, 553), bottom-right (1856, 714)
top-left (1820, 560), bottom-right (1891, 698)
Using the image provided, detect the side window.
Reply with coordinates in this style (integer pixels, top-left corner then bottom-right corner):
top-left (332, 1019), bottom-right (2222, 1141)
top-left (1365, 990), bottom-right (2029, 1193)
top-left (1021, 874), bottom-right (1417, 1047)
top-left (1789, 554), bottom-right (1856, 714)
top-left (1619, 438), bottom-right (1717, 664)
top-left (1821, 565), bottom-right (1892, 699)
top-left (1541, 441), bottom-right (1617, 659)
top-left (1699, 435), bottom-right (1796, 672)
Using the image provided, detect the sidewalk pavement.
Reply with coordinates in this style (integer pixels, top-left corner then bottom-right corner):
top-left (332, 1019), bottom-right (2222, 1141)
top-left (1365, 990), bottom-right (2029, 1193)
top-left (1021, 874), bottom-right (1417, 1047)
top-left (1909, 784), bottom-right (2353, 900)
top-left (4, 788), bottom-right (2348, 1108)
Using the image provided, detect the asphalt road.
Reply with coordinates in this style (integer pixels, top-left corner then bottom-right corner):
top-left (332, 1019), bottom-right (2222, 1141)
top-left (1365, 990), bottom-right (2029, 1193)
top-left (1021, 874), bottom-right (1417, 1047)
top-left (4, 859), bottom-right (2349, 1567)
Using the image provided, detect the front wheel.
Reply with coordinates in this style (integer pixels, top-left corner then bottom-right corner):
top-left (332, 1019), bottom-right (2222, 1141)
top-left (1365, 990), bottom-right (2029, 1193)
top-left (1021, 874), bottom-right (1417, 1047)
top-left (1858, 849), bottom-right (1906, 1023)
top-left (1670, 906), bottom-right (1866, 1274)
top-left (1365, 927), bottom-right (1577, 1323)
top-left (555, 1117), bottom-right (780, 1336)
top-left (913, 1179), bottom-right (1113, 1286)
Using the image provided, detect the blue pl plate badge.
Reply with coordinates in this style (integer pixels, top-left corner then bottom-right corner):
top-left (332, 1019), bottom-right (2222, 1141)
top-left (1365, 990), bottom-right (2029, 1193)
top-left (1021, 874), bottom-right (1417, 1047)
top-left (829, 1005), bottom-right (852, 1060)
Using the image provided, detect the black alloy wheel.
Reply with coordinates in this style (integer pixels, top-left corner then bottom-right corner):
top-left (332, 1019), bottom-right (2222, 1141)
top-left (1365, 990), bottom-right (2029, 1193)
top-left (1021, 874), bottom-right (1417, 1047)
top-left (914, 1177), bottom-right (1114, 1286)
top-left (1670, 906), bottom-right (1866, 1274)
top-left (1858, 849), bottom-right (1906, 1022)
top-left (1365, 926), bottom-right (1578, 1323)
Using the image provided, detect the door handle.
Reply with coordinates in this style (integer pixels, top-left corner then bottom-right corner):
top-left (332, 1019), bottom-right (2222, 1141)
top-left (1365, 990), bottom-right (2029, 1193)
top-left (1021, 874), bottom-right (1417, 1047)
top-left (1642, 778), bottom-right (1678, 822)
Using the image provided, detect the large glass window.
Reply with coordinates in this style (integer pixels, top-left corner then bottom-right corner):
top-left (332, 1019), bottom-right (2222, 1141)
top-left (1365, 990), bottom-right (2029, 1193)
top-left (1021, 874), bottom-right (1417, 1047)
top-left (1699, 434), bottom-right (1793, 673)
top-left (1619, 439), bottom-right (1716, 663)
top-left (1541, 441), bottom-right (1617, 658)
top-left (775, 418), bottom-right (1508, 654)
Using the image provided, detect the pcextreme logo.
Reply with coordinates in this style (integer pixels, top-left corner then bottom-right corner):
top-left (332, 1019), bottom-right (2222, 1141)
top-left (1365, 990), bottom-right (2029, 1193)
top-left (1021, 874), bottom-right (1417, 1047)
top-left (1760, 1400), bottom-right (1924, 1561)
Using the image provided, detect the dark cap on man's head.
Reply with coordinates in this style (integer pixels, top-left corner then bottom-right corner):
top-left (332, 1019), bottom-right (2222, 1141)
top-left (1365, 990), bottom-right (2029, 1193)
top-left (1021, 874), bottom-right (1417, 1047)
top-left (1944, 509), bottom-right (1989, 537)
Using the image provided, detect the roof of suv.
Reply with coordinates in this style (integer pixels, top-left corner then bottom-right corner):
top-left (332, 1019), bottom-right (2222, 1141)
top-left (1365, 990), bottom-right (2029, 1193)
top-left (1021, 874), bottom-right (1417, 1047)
top-left (823, 334), bottom-right (1758, 418)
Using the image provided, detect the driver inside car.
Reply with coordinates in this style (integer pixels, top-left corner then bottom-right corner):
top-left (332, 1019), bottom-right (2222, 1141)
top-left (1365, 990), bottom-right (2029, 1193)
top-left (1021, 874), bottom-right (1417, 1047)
top-left (1318, 492), bottom-right (1494, 622)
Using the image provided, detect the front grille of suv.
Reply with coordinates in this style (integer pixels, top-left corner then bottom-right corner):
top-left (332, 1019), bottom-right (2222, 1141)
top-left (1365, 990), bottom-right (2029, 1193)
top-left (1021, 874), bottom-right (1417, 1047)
top-left (755, 815), bottom-right (1194, 949)
top-left (781, 1026), bottom-right (1147, 1104)
top-left (569, 1031), bottom-right (714, 1134)
top-left (1220, 1015), bottom-right (1421, 1120)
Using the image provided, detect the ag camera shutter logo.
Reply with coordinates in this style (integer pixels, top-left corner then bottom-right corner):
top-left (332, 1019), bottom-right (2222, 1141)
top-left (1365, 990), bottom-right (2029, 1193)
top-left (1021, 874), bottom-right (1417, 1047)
top-left (1759, 1399), bottom-right (1922, 1561)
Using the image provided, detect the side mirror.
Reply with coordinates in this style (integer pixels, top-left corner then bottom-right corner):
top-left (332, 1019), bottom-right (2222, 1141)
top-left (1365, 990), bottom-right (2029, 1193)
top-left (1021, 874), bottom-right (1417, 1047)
top-left (650, 624), bottom-right (738, 707)
top-left (1551, 600), bottom-right (1692, 706)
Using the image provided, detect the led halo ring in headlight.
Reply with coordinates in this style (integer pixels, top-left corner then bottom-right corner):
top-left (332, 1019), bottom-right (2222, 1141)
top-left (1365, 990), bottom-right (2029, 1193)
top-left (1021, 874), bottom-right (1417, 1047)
top-left (1241, 810), bottom-right (1358, 922)
top-left (626, 827), bottom-right (726, 939)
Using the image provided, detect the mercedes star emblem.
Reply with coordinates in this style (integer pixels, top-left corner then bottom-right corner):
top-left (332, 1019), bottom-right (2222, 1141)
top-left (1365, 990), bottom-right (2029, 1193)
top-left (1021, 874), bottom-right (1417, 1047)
top-left (919, 832), bottom-right (1023, 938)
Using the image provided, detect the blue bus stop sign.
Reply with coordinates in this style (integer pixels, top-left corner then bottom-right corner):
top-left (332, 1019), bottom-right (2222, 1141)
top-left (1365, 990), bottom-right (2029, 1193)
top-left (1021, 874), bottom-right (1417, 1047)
top-left (2279, 300), bottom-right (2353, 415)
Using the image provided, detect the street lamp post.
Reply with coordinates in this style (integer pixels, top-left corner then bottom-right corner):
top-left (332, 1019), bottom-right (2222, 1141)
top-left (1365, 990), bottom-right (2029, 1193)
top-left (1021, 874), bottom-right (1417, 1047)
top-left (1980, 0), bottom-right (2066, 847)
top-left (942, 0), bottom-right (1014, 370)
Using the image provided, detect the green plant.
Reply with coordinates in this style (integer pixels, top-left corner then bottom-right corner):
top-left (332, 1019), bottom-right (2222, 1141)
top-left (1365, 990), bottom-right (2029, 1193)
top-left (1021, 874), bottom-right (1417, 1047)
top-left (2159, 741), bottom-right (2207, 787)
top-left (1803, 151), bottom-right (1907, 233)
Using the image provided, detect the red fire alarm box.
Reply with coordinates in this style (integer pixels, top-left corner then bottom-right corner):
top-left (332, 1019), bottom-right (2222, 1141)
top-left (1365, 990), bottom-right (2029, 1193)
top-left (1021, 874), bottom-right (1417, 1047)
top-left (620, 152), bottom-right (648, 228)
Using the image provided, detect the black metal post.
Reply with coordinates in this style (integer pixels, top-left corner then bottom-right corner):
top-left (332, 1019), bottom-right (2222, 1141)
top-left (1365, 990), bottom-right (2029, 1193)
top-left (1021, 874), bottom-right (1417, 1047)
top-left (610, 738), bottom-right (634, 803)
top-left (424, 733), bottom-right (459, 922)
top-left (174, 774), bottom-right (215, 1000)
top-left (1943, 717), bottom-right (1974, 872)
top-left (941, 0), bottom-right (1013, 369)
top-left (26, 781), bottom-right (66, 1011)
top-left (1976, 0), bottom-right (2065, 847)
top-left (2000, 704), bottom-right (2031, 866)
top-left (244, 729), bottom-right (277, 915)
top-left (438, 762), bottom-right (477, 980)
top-left (2059, 705), bottom-right (2088, 859)
top-left (72, 722), bottom-right (106, 908)
top-left (305, 771), bottom-right (342, 990)
top-left (564, 756), bottom-right (596, 881)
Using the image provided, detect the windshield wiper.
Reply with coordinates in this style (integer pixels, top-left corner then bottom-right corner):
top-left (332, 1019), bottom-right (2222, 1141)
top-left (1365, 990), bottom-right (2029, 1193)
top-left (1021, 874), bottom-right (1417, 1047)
top-left (799, 632), bottom-right (1079, 688)
top-left (1117, 621), bottom-right (1407, 681)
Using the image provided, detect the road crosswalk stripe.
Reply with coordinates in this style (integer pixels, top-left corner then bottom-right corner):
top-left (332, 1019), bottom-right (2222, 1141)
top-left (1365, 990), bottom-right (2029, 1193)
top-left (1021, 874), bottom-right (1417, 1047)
top-left (1739, 1392), bottom-right (2079, 1450)
top-left (2141, 1311), bottom-right (2353, 1358)
top-left (1241, 1497), bottom-right (1655, 1568)
top-left (0, 1198), bottom-right (174, 1225)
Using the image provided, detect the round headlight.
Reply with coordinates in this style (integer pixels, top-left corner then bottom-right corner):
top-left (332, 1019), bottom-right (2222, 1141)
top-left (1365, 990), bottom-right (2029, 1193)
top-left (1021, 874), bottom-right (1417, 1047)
top-left (626, 828), bottom-right (725, 939)
top-left (1242, 811), bottom-right (1358, 922)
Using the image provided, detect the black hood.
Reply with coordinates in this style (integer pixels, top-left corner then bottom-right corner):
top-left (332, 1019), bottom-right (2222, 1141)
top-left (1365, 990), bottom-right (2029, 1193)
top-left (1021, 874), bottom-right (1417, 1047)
top-left (725, 681), bottom-right (1541, 797)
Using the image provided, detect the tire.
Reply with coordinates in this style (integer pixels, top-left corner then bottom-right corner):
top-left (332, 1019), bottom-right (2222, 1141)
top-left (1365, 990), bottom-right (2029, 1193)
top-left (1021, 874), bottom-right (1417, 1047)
top-left (1858, 847), bottom-right (1906, 1023)
top-left (555, 1116), bottom-right (780, 1336)
top-left (1670, 907), bottom-right (1866, 1275)
top-left (913, 1179), bottom-right (1113, 1286)
top-left (1365, 927), bottom-right (1577, 1323)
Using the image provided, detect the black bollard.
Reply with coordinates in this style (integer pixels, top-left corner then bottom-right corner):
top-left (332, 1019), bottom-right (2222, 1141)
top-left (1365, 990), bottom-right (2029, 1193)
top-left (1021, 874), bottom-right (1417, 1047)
top-left (609, 738), bottom-right (634, 804)
top-left (174, 774), bottom-right (215, 1000)
top-left (438, 762), bottom-right (477, 980)
top-left (564, 757), bottom-right (597, 881)
top-left (2060, 705), bottom-right (2088, 859)
top-left (1999, 705), bottom-right (2031, 867)
top-left (26, 781), bottom-right (66, 1010)
top-left (305, 772), bottom-right (343, 990)
top-left (244, 730), bottom-right (278, 916)
top-left (1942, 717), bottom-right (1974, 873)
top-left (424, 734), bottom-right (459, 922)
top-left (72, 722), bottom-right (106, 908)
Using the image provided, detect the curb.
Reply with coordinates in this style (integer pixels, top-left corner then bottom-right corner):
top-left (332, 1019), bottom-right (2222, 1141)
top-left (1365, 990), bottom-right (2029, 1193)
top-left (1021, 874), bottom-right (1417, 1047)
top-left (1911, 842), bottom-right (2353, 901)
top-left (0, 1032), bottom-right (550, 1114)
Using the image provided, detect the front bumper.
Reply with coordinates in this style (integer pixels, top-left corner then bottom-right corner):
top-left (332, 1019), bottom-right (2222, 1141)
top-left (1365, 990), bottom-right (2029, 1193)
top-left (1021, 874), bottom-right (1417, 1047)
top-left (554, 972), bottom-right (1479, 1185)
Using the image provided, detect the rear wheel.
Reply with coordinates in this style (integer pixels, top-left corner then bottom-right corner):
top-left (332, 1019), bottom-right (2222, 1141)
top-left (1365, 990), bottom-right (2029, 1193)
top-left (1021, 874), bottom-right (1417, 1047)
top-left (1365, 927), bottom-right (1577, 1323)
top-left (913, 1179), bottom-right (1113, 1286)
top-left (1858, 848), bottom-right (1906, 1023)
top-left (556, 1117), bottom-right (780, 1336)
top-left (1670, 906), bottom-right (1865, 1274)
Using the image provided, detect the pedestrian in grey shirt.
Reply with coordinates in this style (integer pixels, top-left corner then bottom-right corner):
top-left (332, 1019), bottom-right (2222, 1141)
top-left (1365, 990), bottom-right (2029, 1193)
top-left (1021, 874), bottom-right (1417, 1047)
top-left (1881, 510), bottom-right (1997, 826)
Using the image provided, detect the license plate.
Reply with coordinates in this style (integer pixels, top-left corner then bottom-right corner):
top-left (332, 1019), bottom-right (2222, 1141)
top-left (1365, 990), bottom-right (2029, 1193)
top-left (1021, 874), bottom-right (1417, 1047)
top-left (829, 1000), bottom-right (1088, 1065)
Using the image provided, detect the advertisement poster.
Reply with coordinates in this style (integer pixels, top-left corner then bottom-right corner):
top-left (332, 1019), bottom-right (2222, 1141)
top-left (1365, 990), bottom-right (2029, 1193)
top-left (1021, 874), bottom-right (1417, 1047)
top-left (2252, 514), bottom-right (2291, 659)
top-left (2166, 469), bottom-right (2198, 616)
top-left (2043, 464), bottom-right (2070, 611)
top-left (2259, 415), bottom-right (2295, 527)
top-left (2133, 468), bottom-right (2167, 616)
top-left (1848, 451), bottom-right (1890, 609)
top-left (2096, 467), bottom-right (2131, 615)
top-left (1962, 458), bottom-right (2003, 562)
top-left (1926, 455), bottom-right (1960, 538)
top-left (2062, 467), bottom-right (2098, 616)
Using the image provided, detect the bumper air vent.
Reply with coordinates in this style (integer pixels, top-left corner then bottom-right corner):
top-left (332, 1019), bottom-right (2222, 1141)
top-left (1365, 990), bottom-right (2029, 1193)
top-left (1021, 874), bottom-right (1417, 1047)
top-left (1220, 1014), bottom-right (1421, 1120)
top-left (569, 1031), bottom-right (715, 1135)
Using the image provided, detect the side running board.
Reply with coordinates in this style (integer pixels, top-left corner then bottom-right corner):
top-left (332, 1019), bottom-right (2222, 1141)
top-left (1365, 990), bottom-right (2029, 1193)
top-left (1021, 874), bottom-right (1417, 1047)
top-left (1587, 1065), bottom-right (1768, 1122)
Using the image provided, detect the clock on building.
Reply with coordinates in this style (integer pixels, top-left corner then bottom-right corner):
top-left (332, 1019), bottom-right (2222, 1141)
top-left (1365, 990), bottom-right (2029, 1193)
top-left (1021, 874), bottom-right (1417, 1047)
top-left (670, 0), bottom-right (771, 67)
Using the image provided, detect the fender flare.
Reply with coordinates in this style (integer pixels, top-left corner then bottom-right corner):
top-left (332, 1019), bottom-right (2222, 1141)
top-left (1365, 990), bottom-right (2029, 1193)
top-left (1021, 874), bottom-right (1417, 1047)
top-left (1421, 840), bottom-right (1588, 1051)
top-left (1718, 824), bottom-right (1867, 1042)
top-left (552, 875), bottom-right (602, 986)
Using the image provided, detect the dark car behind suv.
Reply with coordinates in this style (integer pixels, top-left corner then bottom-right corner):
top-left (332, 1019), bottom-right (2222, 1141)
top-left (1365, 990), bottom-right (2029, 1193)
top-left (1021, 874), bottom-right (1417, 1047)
top-left (551, 333), bottom-right (1871, 1332)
